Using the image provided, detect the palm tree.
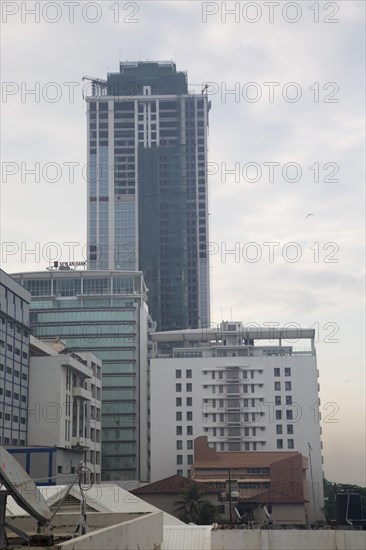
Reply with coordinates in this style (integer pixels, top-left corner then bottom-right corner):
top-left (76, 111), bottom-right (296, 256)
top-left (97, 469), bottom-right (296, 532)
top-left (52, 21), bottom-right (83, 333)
top-left (174, 485), bottom-right (219, 524)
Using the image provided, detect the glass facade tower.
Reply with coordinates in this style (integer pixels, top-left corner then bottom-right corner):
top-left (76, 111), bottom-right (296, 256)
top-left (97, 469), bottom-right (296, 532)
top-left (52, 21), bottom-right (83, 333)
top-left (12, 270), bottom-right (151, 482)
top-left (87, 61), bottom-right (210, 331)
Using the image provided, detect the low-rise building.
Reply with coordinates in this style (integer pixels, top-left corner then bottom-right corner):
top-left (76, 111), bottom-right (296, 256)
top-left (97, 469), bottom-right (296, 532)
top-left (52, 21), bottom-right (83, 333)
top-left (192, 436), bottom-right (309, 525)
top-left (131, 474), bottom-right (219, 519)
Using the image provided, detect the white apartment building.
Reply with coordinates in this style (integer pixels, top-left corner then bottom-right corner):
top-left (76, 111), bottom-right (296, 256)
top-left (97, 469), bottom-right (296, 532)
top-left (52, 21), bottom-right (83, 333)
top-left (150, 322), bottom-right (324, 521)
top-left (28, 337), bottom-right (102, 483)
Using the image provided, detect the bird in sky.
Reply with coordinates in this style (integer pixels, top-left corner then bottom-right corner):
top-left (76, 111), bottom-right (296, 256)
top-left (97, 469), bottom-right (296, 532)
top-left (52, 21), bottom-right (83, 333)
top-left (306, 213), bottom-right (314, 218)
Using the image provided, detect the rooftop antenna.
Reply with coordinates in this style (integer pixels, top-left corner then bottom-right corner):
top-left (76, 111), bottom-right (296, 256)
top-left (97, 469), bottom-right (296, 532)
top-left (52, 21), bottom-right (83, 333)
top-left (0, 446), bottom-right (82, 547)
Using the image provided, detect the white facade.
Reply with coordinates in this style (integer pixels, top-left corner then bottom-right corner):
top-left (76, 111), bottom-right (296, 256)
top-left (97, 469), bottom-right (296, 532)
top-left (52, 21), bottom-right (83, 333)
top-left (28, 337), bottom-right (102, 483)
top-left (150, 323), bottom-right (324, 521)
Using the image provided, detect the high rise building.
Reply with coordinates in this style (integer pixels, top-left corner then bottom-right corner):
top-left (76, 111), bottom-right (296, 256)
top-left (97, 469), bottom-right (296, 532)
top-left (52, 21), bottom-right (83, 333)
top-left (149, 322), bottom-right (324, 521)
top-left (86, 61), bottom-right (210, 331)
top-left (12, 270), bottom-right (151, 482)
top-left (0, 269), bottom-right (31, 446)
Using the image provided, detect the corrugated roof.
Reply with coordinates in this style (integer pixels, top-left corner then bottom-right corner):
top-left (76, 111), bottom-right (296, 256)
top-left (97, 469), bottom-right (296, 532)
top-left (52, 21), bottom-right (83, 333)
top-left (4, 484), bottom-right (184, 526)
top-left (194, 451), bottom-right (299, 469)
top-left (132, 475), bottom-right (218, 495)
top-left (162, 525), bottom-right (212, 550)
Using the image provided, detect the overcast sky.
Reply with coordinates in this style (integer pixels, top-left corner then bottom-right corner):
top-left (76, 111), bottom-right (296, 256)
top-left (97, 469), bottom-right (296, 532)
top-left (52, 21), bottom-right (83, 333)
top-left (1, 1), bottom-right (365, 485)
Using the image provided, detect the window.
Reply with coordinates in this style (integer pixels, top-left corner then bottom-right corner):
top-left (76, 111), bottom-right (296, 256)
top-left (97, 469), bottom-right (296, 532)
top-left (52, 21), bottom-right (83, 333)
top-left (286, 409), bottom-right (293, 420)
top-left (274, 368), bottom-right (280, 376)
top-left (176, 411), bottom-right (182, 421)
top-left (288, 439), bottom-right (294, 449)
top-left (275, 410), bottom-right (282, 420)
top-left (275, 396), bottom-right (281, 406)
top-left (286, 395), bottom-right (292, 405)
top-left (187, 455), bottom-right (193, 465)
top-left (176, 397), bottom-right (182, 406)
top-left (186, 369), bottom-right (192, 378)
top-left (186, 397), bottom-right (192, 406)
top-left (186, 383), bottom-right (192, 392)
top-left (176, 440), bottom-right (183, 450)
top-left (287, 425), bottom-right (294, 434)
top-left (176, 426), bottom-right (182, 435)
top-left (187, 411), bottom-right (193, 421)
top-left (187, 440), bottom-right (193, 450)
top-left (277, 439), bottom-right (283, 449)
top-left (177, 455), bottom-right (183, 465)
top-left (175, 369), bottom-right (181, 378)
top-left (187, 426), bottom-right (193, 435)
top-left (285, 367), bottom-right (291, 376)
top-left (274, 382), bottom-right (281, 391)
top-left (176, 383), bottom-right (182, 392)
top-left (177, 469), bottom-right (183, 476)
top-left (285, 381), bottom-right (292, 391)
top-left (276, 425), bottom-right (283, 434)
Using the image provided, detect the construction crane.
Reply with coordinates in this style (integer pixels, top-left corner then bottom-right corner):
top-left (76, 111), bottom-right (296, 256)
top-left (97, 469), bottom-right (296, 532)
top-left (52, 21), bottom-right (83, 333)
top-left (82, 76), bottom-right (108, 98)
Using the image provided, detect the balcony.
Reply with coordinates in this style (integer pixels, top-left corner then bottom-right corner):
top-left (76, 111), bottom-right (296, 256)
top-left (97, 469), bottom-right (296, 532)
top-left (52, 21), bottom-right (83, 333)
top-left (73, 386), bottom-right (92, 400)
top-left (71, 436), bottom-right (89, 448)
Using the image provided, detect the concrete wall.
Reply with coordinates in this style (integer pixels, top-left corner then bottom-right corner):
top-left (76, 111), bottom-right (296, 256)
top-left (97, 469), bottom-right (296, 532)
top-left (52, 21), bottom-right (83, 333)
top-left (211, 529), bottom-right (366, 550)
top-left (56, 511), bottom-right (163, 550)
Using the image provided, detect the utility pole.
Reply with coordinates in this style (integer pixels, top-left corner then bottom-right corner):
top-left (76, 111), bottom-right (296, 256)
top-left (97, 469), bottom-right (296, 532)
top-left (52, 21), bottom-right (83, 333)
top-left (228, 468), bottom-right (232, 524)
top-left (308, 442), bottom-right (315, 524)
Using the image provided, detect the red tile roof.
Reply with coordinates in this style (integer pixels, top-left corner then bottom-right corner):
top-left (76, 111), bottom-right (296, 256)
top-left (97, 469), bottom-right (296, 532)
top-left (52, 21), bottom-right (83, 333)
top-left (241, 488), bottom-right (307, 504)
top-left (131, 475), bottom-right (218, 495)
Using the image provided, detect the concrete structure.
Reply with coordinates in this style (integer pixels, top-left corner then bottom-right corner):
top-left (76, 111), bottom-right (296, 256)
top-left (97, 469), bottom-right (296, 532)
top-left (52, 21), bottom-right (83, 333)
top-left (0, 269), bottom-right (31, 446)
top-left (149, 322), bottom-right (324, 521)
top-left (6, 446), bottom-right (84, 485)
top-left (211, 528), bottom-right (366, 550)
top-left (4, 484), bottom-right (365, 550)
top-left (193, 436), bottom-right (308, 525)
top-left (131, 474), bottom-right (219, 518)
top-left (86, 61), bottom-right (210, 330)
top-left (27, 336), bottom-right (102, 483)
top-left (12, 270), bottom-right (151, 481)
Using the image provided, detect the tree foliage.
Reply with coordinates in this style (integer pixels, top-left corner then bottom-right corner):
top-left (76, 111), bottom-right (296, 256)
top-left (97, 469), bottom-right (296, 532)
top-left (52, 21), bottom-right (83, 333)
top-left (174, 485), bottom-right (219, 525)
top-left (323, 478), bottom-right (366, 522)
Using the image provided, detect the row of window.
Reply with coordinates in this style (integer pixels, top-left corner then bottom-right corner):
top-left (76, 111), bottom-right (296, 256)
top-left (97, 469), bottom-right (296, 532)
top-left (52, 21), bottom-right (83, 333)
top-left (176, 397), bottom-right (192, 407)
top-left (0, 411), bottom-right (27, 423)
top-left (274, 367), bottom-right (291, 376)
top-left (176, 426), bottom-right (193, 436)
top-left (175, 369), bottom-right (192, 378)
top-left (0, 341), bottom-right (28, 358)
top-left (275, 381), bottom-right (292, 391)
top-left (0, 436), bottom-right (26, 445)
top-left (0, 388), bottom-right (27, 402)
top-left (176, 383), bottom-right (192, 392)
top-left (277, 439), bottom-right (294, 449)
top-left (276, 424), bottom-right (294, 434)
top-left (176, 411), bottom-right (193, 421)
top-left (0, 317), bottom-right (29, 337)
top-left (176, 440), bottom-right (193, 450)
top-left (177, 454), bottom-right (193, 465)
top-left (0, 364), bottom-right (28, 380)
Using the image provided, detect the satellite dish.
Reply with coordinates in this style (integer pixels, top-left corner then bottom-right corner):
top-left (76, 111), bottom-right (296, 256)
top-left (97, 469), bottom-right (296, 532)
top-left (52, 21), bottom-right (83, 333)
top-left (0, 446), bottom-right (51, 523)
